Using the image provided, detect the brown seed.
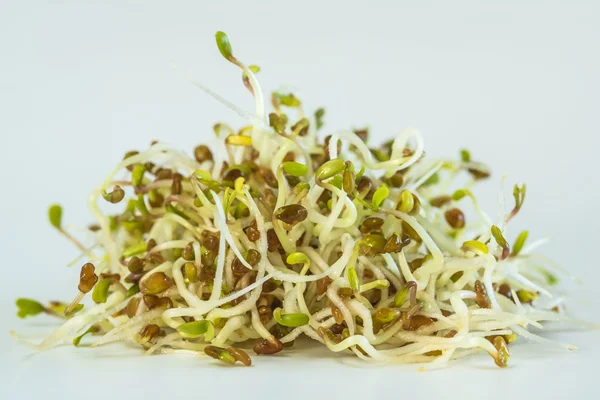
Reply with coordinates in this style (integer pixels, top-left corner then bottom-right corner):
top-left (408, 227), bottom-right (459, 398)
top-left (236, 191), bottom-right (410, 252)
top-left (155, 168), bottom-right (173, 181)
top-left (354, 128), bottom-right (368, 142)
top-left (99, 273), bottom-right (121, 282)
top-left (331, 305), bottom-right (345, 324)
top-left (244, 220), bottom-right (260, 242)
top-left (316, 277), bottom-right (332, 295)
top-left (227, 347), bottom-right (252, 366)
top-left (450, 271), bottom-right (463, 282)
top-left (257, 305), bottom-right (272, 324)
top-left (202, 246), bottom-right (217, 267)
top-left (262, 189), bottom-right (278, 211)
top-left (128, 256), bottom-right (145, 273)
top-left (401, 221), bottom-right (421, 242)
top-left (468, 165), bottom-right (491, 180)
top-left (267, 229), bottom-right (282, 252)
top-left (358, 234), bottom-right (387, 256)
top-left (125, 272), bottom-right (144, 284)
top-left (142, 272), bottom-right (174, 295)
top-left (430, 195), bottom-right (452, 208)
top-left (292, 119), bottom-right (309, 136)
top-left (199, 266), bottom-right (216, 283)
top-left (202, 232), bottom-right (220, 251)
top-left (88, 224), bottom-right (101, 232)
top-left (329, 324), bottom-right (345, 335)
top-left (146, 239), bottom-right (157, 252)
top-left (323, 135), bottom-right (342, 160)
top-left (143, 294), bottom-right (173, 310)
top-left (360, 217), bottom-right (384, 234)
top-left (409, 257), bottom-right (426, 272)
top-left (258, 167), bottom-right (278, 188)
top-left (232, 250), bottom-right (261, 277)
top-left (148, 190), bottom-right (164, 208)
top-left (498, 283), bottom-right (514, 303)
top-left (317, 190), bottom-right (332, 207)
top-left (194, 145), bottom-right (213, 163)
top-left (474, 280), bottom-right (490, 308)
top-left (171, 173), bottom-right (183, 195)
top-left (445, 208), bottom-right (466, 229)
top-left (253, 338), bottom-right (284, 355)
top-left (262, 279), bottom-right (278, 293)
top-left (123, 150), bottom-right (139, 172)
top-left (139, 324), bottom-right (161, 343)
top-left (78, 263), bottom-right (98, 293)
top-left (384, 233), bottom-right (410, 253)
top-left (388, 171), bottom-right (404, 188)
top-left (407, 315), bottom-right (434, 331)
top-left (492, 336), bottom-right (510, 368)
top-left (126, 297), bottom-right (141, 318)
top-left (223, 168), bottom-right (244, 183)
top-left (283, 152), bottom-right (295, 162)
top-left (356, 176), bottom-right (373, 198)
top-left (182, 242), bottom-right (195, 261)
top-left (274, 204), bottom-right (308, 226)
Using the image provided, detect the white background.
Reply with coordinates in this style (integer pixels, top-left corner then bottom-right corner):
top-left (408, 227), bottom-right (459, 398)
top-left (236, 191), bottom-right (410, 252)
top-left (1, 0), bottom-right (599, 398)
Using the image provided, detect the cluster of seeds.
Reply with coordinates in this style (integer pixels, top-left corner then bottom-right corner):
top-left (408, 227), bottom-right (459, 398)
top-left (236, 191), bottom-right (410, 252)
top-left (14, 31), bottom-right (572, 369)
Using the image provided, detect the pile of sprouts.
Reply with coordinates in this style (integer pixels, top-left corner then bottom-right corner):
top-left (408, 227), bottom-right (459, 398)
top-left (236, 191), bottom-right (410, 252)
top-left (14, 32), bottom-right (580, 368)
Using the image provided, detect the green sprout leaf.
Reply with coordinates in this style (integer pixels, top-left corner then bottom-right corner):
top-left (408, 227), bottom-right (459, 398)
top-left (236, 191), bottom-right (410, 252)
top-left (509, 184), bottom-right (527, 220)
top-left (102, 186), bottom-right (125, 204)
top-left (177, 320), bottom-right (215, 341)
top-left (286, 252), bottom-right (309, 265)
top-left (491, 225), bottom-right (510, 260)
top-left (48, 301), bottom-right (83, 316)
top-left (16, 298), bottom-right (45, 319)
top-left (215, 31), bottom-right (233, 60)
top-left (73, 325), bottom-right (99, 347)
top-left (91, 279), bottom-right (111, 304)
top-left (273, 308), bottom-right (309, 327)
top-left (396, 189), bottom-right (415, 214)
top-left (461, 240), bottom-right (489, 255)
top-left (126, 284), bottom-right (140, 298)
top-left (541, 270), bottom-right (558, 285)
top-left (517, 290), bottom-right (538, 303)
top-left (423, 172), bottom-right (439, 186)
top-left (355, 164), bottom-right (366, 180)
top-left (394, 286), bottom-right (409, 307)
top-left (274, 93), bottom-right (301, 107)
top-left (269, 113), bottom-right (288, 134)
top-left (314, 108), bottom-right (325, 130)
top-left (131, 164), bottom-right (146, 187)
top-left (282, 162), bottom-right (308, 177)
top-left (48, 204), bottom-right (63, 229)
top-left (64, 304), bottom-right (84, 317)
top-left (315, 159), bottom-right (346, 181)
top-left (460, 149), bottom-right (472, 163)
top-left (204, 345), bottom-right (237, 365)
top-left (347, 267), bottom-right (359, 292)
top-left (511, 230), bottom-right (529, 257)
top-left (373, 308), bottom-right (400, 324)
top-left (372, 186), bottom-right (390, 209)
top-left (122, 241), bottom-right (148, 258)
top-left (491, 225), bottom-right (508, 249)
top-left (451, 189), bottom-right (470, 201)
top-left (330, 175), bottom-right (343, 190)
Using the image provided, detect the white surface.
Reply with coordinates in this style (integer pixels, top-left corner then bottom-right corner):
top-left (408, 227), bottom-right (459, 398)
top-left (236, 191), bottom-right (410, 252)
top-left (1, 0), bottom-right (599, 398)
